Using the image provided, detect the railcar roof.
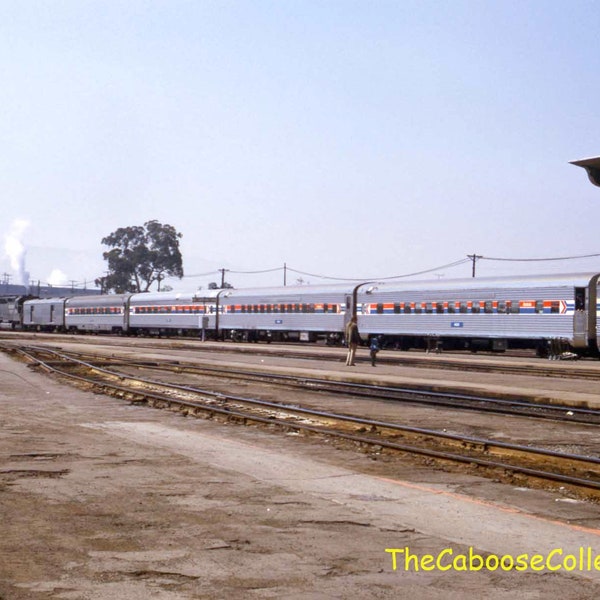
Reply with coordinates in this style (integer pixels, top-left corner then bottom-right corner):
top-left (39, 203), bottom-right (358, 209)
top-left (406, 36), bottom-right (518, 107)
top-left (130, 290), bottom-right (221, 303)
top-left (364, 272), bottom-right (600, 293)
top-left (65, 293), bottom-right (132, 305)
top-left (23, 297), bottom-right (69, 304)
top-left (222, 283), bottom-right (356, 298)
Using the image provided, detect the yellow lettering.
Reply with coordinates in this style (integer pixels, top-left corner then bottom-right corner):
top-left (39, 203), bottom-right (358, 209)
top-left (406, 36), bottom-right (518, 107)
top-left (420, 555), bottom-right (435, 571)
top-left (385, 548), bottom-right (404, 571)
top-left (563, 554), bottom-right (577, 572)
top-left (404, 547), bottom-right (419, 571)
top-left (546, 548), bottom-right (562, 571)
top-left (436, 548), bottom-right (453, 571)
top-left (515, 554), bottom-right (529, 572)
top-left (453, 554), bottom-right (468, 571)
top-left (530, 554), bottom-right (544, 571)
top-left (468, 547), bottom-right (484, 571)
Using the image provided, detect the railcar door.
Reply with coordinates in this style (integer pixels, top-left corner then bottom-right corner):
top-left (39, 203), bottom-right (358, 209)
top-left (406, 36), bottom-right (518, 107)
top-left (573, 286), bottom-right (588, 349)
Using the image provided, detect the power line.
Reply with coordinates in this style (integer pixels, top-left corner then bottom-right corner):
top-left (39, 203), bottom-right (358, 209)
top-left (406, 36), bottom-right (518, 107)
top-left (286, 258), bottom-right (472, 282)
top-left (228, 266), bottom-right (283, 274)
top-left (481, 252), bottom-right (600, 262)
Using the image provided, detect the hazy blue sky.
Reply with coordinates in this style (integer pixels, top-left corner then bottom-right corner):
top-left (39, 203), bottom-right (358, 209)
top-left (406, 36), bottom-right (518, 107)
top-left (1, 1), bottom-right (599, 291)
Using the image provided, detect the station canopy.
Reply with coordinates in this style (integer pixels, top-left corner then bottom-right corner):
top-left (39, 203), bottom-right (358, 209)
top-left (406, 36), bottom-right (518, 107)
top-left (570, 156), bottom-right (600, 187)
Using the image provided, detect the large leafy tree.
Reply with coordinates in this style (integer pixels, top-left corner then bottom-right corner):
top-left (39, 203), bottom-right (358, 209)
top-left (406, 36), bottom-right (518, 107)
top-left (97, 221), bottom-right (184, 293)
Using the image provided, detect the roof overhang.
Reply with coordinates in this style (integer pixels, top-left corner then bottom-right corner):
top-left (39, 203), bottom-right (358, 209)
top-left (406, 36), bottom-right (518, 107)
top-left (570, 156), bottom-right (600, 187)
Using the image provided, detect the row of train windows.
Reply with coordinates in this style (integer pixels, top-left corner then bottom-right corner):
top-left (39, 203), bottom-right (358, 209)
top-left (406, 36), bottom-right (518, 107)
top-left (133, 306), bottom-right (210, 314)
top-left (372, 300), bottom-right (560, 315)
top-left (69, 307), bottom-right (121, 315)
top-left (230, 303), bottom-right (339, 314)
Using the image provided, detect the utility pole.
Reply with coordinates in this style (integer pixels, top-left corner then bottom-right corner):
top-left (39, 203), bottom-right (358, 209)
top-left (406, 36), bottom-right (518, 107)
top-left (219, 268), bottom-right (229, 288)
top-left (467, 253), bottom-right (482, 278)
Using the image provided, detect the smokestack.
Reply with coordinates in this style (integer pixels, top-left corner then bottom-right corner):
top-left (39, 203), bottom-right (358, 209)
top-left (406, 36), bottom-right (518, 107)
top-left (4, 219), bottom-right (30, 290)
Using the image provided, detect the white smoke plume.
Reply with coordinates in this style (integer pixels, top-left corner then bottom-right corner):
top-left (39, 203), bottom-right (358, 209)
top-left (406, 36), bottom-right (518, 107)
top-left (47, 268), bottom-right (68, 286)
top-left (4, 219), bottom-right (31, 287)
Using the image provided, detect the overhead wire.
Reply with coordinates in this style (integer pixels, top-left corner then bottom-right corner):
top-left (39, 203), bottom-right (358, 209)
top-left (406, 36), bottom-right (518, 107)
top-left (482, 252), bottom-right (600, 262)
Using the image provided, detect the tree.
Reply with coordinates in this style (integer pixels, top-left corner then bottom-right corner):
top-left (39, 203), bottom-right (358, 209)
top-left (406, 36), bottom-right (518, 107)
top-left (97, 221), bottom-right (183, 293)
top-left (208, 281), bottom-right (234, 290)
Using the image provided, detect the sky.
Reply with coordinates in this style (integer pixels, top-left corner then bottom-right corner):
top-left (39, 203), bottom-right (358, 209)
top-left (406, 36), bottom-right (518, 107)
top-left (1, 0), bottom-right (600, 292)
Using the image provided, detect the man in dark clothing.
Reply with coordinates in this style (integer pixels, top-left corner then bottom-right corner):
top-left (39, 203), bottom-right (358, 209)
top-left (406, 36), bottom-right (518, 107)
top-left (345, 316), bottom-right (360, 366)
top-left (369, 336), bottom-right (381, 367)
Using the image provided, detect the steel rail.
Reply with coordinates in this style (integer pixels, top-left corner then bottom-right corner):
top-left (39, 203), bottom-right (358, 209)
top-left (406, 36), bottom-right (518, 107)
top-left (3, 331), bottom-right (600, 380)
top-left (44, 348), bottom-right (600, 424)
top-left (7, 344), bottom-right (600, 496)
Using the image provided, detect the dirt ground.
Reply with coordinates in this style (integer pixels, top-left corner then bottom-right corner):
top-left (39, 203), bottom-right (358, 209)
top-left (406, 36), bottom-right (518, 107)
top-left (2, 350), bottom-right (600, 599)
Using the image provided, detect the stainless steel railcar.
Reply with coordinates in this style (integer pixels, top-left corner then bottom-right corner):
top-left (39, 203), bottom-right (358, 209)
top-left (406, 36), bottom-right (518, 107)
top-left (218, 284), bottom-right (355, 342)
top-left (22, 297), bottom-right (67, 331)
top-left (355, 272), bottom-right (600, 356)
top-left (128, 290), bottom-right (220, 336)
top-left (64, 294), bottom-right (131, 333)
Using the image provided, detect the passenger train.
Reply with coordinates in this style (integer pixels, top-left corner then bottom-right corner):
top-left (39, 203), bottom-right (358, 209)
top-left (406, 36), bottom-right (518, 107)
top-left (2, 271), bottom-right (599, 357)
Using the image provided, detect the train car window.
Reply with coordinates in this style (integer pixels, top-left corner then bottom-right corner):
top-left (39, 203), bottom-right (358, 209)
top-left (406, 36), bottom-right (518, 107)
top-left (447, 301), bottom-right (455, 314)
top-left (230, 305), bottom-right (236, 314)
top-left (414, 304), bottom-right (422, 314)
top-left (484, 301), bottom-right (493, 314)
top-left (575, 288), bottom-right (586, 310)
top-left (376, 303), bottom-right (384, 314)
top-left (497, 301), bottom-right (506, 313)
top-left (403, 304), bottom-right (412, 314)
top-left (424, 302), bottom-right (433, 314)
top-left (436, 302), bottom-right (444, 314)
top-left (301, 303), bottom-right (307, 313)
top-left (260, 304), bottom-right (265, 313)
top-left (471, 301), bottom-right (480, 314)
top-left (393, 303), bottom-right (401, 314)
top-left (510, 301), bottom-right (520, 314)
top-left (323, 303), bottom-right (329, 313)
top-left (458, 301), bottom-right (468, 313)
top-left (551, 301), bottom-right (560, 314)
top-left (331, 305), bottom-right (338, 313)
top-left (535, 300), bottom-right (543, 313)
top-left (309, 303), bottom-right (315, 313)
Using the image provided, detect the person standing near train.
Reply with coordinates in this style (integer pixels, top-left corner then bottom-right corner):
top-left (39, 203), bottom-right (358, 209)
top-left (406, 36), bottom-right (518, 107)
top-left (345, 316), bottom-right (360, 366)
top-left (369, 335), bottom-right (381, 367)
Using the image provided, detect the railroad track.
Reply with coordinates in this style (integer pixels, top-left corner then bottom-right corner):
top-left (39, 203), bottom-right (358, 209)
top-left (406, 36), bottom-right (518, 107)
top-left (3, 331), bottom-right (600, 380)
top-left (4, 343), bottom-right (600, 500)
top-left (29, 347), bottom-right (600, 425)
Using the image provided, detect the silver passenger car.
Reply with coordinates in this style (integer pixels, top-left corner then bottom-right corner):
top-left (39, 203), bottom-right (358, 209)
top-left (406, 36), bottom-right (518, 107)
top-left (219, 284), bottom-right (355, 342)
top-left (64, 294), bottom-right (131, 333)
top-left (356, 272), bottom-right (600, 355)
top-left (128, 290), bottom-right (220, 336)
